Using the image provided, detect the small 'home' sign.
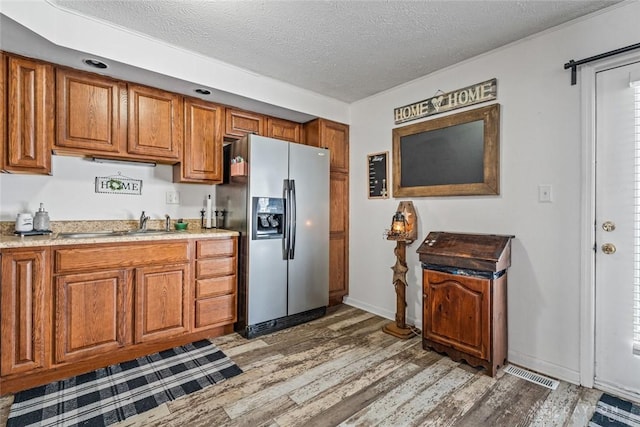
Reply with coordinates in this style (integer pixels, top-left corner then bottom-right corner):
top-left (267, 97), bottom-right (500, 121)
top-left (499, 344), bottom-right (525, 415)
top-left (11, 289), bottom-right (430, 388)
top-left (394, 79), bottom-right (497, 125)
top-left (95, 175), bottom-right (143, 195)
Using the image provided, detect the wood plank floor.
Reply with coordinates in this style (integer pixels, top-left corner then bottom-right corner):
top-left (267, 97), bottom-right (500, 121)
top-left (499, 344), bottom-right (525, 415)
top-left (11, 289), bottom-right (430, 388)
top-left (0, 305), bottom-right (602, 426)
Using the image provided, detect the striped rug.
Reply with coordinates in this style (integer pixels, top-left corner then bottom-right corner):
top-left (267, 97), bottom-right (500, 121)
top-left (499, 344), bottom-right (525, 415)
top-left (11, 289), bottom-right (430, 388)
top-left (590, 393), bottom-right (640, 427)
top-left (7, 340), bottom-right (242, 427)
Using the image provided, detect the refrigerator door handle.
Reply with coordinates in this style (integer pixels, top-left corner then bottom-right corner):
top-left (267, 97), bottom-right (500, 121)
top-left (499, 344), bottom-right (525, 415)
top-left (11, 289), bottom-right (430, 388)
top-left (290, 179), bottom-right (297, 260)
top-left (283, 179), bottom-right (291, 260)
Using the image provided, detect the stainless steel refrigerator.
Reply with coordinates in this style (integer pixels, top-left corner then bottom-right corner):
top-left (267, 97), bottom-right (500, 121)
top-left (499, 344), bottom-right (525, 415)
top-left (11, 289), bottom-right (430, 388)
top-left (217, 134), bottom-right (329, 338)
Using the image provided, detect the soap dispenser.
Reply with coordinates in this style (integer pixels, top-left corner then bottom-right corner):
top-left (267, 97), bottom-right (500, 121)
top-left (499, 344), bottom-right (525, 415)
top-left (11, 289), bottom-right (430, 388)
top-left (33, 203), bottom-right (50, 231)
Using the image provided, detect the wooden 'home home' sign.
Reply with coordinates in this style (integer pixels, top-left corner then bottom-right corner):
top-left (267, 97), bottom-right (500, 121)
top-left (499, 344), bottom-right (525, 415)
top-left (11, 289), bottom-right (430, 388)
top-left (393, 79), bottom-right (497, 125)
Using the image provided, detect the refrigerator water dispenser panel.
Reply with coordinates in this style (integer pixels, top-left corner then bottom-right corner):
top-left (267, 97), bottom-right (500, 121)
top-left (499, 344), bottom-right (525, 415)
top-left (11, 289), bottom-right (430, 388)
top-left (252, 197), bottom-right (285, 240)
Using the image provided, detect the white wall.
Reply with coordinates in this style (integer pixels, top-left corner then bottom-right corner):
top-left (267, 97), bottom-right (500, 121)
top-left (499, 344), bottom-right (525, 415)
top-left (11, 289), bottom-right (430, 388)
top-left (346, 2), bottom-right (639, 384)
top-left (0, 156), bottom-right (215, 222)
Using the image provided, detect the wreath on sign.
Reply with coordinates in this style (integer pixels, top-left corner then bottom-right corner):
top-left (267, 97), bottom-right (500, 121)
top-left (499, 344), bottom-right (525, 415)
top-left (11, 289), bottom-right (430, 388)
top-left (107, 179), bottom-right (124, 191)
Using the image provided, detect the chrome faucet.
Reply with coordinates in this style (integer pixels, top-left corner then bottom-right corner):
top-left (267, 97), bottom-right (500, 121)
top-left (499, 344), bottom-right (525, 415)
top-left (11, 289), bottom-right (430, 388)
top-left (139, 211), bottom-right (150, 231)
top-left (165, 214), bottom-right (171, 232)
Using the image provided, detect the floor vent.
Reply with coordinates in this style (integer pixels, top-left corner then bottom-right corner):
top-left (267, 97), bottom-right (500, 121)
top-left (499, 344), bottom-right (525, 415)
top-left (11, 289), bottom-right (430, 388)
top-left (504, 364), bottom-right (560, 390)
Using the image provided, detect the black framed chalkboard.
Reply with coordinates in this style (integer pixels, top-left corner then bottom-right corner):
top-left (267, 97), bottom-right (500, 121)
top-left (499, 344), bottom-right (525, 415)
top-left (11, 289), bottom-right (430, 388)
top-left (367, 151), bottom-right (389, 199)
top-left (392, 104), bottom-right (500, 197)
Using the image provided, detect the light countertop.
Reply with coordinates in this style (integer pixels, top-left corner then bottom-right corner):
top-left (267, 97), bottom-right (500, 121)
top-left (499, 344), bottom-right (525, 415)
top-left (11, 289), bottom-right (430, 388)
top-left (0, 219), bottom-right (239, 249)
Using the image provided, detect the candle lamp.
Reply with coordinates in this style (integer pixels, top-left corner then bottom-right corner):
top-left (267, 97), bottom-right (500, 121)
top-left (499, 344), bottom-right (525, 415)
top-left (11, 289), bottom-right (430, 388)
top-left (383, 201), bottom-right (417, 339)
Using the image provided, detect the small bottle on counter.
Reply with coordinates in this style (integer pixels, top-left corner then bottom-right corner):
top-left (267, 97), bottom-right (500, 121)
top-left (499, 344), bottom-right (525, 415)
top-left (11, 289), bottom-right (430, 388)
top-left (33, 203), bottom-right (50, 231)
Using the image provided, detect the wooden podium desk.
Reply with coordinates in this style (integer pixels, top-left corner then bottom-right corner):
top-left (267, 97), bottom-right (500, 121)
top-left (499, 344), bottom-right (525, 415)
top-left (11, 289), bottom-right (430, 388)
top-left (416, 232), bottom-right (514, 377)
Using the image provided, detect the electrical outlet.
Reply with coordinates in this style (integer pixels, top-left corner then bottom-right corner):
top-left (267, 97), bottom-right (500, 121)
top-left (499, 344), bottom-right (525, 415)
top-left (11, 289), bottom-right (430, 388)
top-left (538, 185), bottom-right (552, 203)
top-left (166, 191), bottom-right (180, 204)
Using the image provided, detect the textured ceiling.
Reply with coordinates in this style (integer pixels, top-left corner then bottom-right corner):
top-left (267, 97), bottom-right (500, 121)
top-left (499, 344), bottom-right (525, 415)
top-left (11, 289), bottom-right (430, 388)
top-left (46, 1), bottom-right (622, 102)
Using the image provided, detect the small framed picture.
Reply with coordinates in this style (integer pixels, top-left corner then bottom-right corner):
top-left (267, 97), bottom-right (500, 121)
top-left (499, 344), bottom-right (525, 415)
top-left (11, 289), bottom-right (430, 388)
top-left (367, 151), bottom-right (389, 199)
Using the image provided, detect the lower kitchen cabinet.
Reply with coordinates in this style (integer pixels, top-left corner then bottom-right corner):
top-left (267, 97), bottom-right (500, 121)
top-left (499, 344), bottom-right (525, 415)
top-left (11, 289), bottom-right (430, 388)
top-left (135, 263), bottom-right (190, 343)
top-left (54, 270), bottom-right (130, 364)
top-left (193, 238), bottom-right (237, 330)
top-left (0, 248), bottom-right (49, 376)
top-left (0, 236), bottom-right (238, 395)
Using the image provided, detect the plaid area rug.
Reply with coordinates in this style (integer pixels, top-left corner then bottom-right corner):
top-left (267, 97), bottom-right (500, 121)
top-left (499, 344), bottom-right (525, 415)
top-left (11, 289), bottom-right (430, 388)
top-left (7, 340), bottom-right (242, 427)
top-left (589, 393), bottom-right (640, 427)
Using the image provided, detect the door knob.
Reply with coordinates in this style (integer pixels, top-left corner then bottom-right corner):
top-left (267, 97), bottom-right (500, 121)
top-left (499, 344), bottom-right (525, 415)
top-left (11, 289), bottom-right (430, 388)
top-left (602, 221), bottom-right (616, 232)
top-left (601, 243), bottom-right (616, 254)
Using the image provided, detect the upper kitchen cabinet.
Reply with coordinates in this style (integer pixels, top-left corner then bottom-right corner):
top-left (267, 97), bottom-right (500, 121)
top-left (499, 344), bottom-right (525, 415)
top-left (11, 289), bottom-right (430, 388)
top-left (303, 119), bottom-right (349, 173)
top-left (55, 68), bottom-right (127, 155)
top-left (2, 54), bottom-right (54, 174)
top-left (225, 108), bottom-right (265, 139)
top-left (128, 84), bottom-right (182, 162)
top-left (174, 97), bottom-right (224, 183)
top-left (266, 117), bottom-right (302, 143)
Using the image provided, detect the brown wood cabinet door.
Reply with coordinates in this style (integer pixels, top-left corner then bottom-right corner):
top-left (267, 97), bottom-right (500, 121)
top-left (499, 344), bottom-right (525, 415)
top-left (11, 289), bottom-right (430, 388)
top-left (5, 55), bottom-right (53, 174)
top-left (1, 54), bottom-right (5, 172)
top-left (304, 119), bottom-right (349, 173)
top-left (1, 249), bottom-right (49, 375)
top-left (329, 237), bottom-right (348, 302)
top-left (55, 68), bottom-right (126, 154)
top-left (266, 117), bottom-right (301, 143)
top-left (225, 108), bottom-right (264, 139)
top-left (135, 264), bottom-right (189, 343)
top-left (175, 98), bottom-right (223, 183)
top-left (423, 270), bottom-right (490, 360)
top-left (128, 84), bottom-right (182, 161)
top-left (54, 270), bottom-right (130, 364)
top-left (329, 172), bottom-right (349, 303)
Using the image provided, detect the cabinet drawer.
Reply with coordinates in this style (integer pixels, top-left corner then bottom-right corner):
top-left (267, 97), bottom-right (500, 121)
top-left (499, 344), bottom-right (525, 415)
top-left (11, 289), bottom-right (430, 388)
top-left (195, 294), bottom-right (236, 329)
top-left (196, 257), bottom-right (236, 278)
top-left (54, 242), bottom-right (189, 274)
top-left (197, 238), bottom-right (236, 258)
top-left (196, 275), bottom-right (235, 298)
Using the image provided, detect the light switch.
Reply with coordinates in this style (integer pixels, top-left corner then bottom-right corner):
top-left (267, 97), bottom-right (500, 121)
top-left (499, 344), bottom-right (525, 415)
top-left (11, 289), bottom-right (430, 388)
top-left (166, 191), bottom-right (180, 204)
top-left (538, 185), bottom-right (552, 203)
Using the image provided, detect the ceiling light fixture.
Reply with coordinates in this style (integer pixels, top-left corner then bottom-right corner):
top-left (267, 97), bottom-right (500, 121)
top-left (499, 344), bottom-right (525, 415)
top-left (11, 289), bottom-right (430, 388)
top-left (83, 59), bottom-right (108, 69)
top-left (195, 88), bottom-right (211, 95)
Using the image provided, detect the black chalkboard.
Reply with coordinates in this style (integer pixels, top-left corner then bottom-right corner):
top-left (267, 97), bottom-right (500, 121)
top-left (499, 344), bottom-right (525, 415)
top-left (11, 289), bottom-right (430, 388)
top-left (367, 151), bottom-right (389, 198)
top-left (400, 120), bottom-right (484, 187)
top-left (392, 104), bottom-right (500, 197)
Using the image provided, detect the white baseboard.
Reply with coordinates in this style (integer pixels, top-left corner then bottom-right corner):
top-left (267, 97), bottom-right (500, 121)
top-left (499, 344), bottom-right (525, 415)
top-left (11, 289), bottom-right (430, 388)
top-left (342, 296), bottom-right (423, 329)
top-left (508, 349), bottom-right (581, 385)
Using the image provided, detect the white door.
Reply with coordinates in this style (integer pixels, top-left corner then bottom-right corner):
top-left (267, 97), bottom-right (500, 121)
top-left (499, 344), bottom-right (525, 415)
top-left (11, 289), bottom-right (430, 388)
top-left (594, 60), bottom-right (640, 398)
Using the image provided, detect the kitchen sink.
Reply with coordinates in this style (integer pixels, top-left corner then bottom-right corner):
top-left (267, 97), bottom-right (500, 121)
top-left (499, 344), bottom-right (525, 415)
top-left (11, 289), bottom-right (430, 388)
top-left (57, 229), bottom-right (174, 239)
top-left (56, 231), bottom-right (126, 239)
top-left (125, 229), bottom-right (173, 235)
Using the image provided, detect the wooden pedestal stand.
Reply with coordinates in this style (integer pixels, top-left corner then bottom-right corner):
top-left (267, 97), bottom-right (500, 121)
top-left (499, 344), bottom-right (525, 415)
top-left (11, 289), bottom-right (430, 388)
top-left (382, 239), bottom-right (415, 339)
